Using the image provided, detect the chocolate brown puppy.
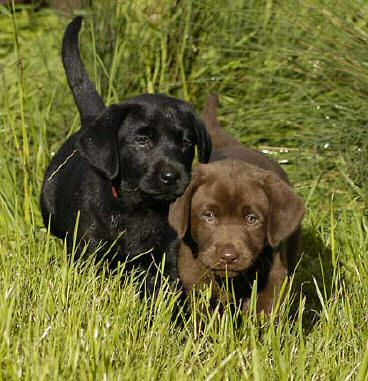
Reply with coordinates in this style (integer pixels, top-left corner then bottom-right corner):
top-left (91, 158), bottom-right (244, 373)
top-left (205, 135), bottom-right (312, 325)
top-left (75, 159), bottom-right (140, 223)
top-left (169, 96), bottom-right (305, 313)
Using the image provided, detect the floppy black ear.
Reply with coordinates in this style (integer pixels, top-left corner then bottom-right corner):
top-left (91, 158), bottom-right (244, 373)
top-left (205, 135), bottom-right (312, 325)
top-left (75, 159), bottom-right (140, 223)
top-left (77, 105), bottom-right (122, 180)
top-left (193, 117), bottom-right (212, 163)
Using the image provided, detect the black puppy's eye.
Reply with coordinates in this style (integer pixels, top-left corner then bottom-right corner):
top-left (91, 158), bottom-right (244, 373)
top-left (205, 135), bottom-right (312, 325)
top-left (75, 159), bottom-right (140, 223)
top-left (203, 210), bottom-right (216, 223)
top-left (182, 137), bottom-right (193, 148)
top-left (245, 214), bottom-right (258, 225)
top-left (135, 135), bottom-right (150, 146)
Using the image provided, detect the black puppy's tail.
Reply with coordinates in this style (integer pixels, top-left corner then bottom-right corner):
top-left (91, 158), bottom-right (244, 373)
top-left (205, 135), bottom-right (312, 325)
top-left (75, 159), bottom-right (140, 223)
top-left (62, 16), bottom-right (105, 126)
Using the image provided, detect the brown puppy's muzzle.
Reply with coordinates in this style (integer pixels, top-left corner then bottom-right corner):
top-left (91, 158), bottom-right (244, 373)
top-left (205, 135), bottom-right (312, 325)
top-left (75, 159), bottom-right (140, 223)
top-left (219, 244), bottom-right (239, 264)
top-left (198, 238), bottom-right (258, 277)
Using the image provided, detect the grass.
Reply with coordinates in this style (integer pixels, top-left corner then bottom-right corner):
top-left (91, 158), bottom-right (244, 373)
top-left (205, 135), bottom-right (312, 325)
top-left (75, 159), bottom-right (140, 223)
top-left (0, 0), bottom-right (367, 379)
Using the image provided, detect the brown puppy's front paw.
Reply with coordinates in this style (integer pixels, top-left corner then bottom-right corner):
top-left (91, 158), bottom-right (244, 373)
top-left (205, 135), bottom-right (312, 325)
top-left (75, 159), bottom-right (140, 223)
top-left (255, 291), bottom-right (274, 315)
top-left (241, 294), bottom-right (273, 315)
top-left (242, 298), bottom-right (251, 314)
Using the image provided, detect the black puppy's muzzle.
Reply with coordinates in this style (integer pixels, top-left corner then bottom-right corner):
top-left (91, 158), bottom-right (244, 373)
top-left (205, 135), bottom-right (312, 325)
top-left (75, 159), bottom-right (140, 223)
top-left (159, 166), bottom-right (180, 185)
top-left (140, 160), bottom-right (190, 201)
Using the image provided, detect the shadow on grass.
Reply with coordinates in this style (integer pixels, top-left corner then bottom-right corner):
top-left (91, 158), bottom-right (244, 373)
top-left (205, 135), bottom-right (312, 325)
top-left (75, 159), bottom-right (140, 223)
top-left (291, 226), bottom-right (333, 333)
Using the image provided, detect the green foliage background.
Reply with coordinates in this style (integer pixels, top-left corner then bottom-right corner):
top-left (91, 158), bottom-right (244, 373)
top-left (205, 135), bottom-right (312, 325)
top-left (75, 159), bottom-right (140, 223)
top-left (0, 0), bottom-right (367, 379)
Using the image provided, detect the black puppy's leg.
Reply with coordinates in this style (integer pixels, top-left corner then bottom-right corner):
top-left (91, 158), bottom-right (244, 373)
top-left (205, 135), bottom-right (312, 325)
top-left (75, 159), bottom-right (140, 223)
top-left (66, 235), bottom-right (118, 269)
top-left (141, 239), bottom-right (180, 300)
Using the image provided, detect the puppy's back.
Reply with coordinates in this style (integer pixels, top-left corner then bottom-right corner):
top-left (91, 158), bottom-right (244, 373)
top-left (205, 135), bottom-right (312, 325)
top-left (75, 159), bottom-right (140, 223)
top-left (201, 95), bottom-right (288, 182)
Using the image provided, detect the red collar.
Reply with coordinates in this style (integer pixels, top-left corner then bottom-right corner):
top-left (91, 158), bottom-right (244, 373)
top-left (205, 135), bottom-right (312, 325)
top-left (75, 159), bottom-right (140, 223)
top-left (112, 185), bottom-right (119, 199)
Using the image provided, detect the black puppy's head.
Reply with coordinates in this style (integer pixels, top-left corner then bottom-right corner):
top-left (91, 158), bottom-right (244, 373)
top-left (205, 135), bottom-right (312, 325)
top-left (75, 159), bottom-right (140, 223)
top-left (77, 94), bottom-right (211, 203)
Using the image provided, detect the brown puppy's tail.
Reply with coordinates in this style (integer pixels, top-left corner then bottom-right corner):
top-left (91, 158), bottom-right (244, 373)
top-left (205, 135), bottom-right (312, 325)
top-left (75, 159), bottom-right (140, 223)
top-left (201, 94), bottom-right (241, 150)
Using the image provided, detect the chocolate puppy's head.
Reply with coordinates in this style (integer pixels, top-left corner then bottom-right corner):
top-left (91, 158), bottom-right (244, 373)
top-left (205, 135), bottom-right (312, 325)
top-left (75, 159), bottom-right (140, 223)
top-left (169, 160), bottom-right (305, 277)
top-left (77, 95), bottom-right (212, 203)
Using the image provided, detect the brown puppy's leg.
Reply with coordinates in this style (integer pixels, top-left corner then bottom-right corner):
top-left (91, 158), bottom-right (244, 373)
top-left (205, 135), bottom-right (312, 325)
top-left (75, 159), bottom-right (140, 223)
top-left (256, 251), bottom-right (288, 314)
top-left (178, 244), bottom-right (218, 335)
top-left (178, 243), bottom-right (212, 294)
top-left (242, 250), bottom-right (288, 315)
top-left (285, 229), bottom-right (301, 274)
top-left (178, 243), bottom-right (229, 309)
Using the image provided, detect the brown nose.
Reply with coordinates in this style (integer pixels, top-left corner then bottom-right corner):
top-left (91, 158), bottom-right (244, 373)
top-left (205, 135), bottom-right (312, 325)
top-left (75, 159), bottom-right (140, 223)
top-left (220, 245), bottom-right (239, 264)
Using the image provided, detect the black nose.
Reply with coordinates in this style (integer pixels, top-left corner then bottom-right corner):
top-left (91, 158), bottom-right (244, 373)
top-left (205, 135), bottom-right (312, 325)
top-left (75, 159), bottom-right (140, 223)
top-left (220, 245), bottom-right (239, 264)
top-left (160, 170), bottom-right (179, 185)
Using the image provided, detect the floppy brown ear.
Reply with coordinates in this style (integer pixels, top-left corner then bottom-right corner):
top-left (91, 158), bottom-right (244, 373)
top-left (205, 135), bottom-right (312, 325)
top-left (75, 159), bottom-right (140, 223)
top-left (264, 174), bottom-right (305, 247)
top-left (77, 104), bottom-right (122, 180)
top-left (168, 169), bottom-right (202, 239)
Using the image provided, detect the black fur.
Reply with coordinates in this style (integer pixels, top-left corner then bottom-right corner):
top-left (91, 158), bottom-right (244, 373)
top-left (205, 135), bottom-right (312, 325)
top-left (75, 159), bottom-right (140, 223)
top-left (62, 16), bottom-right (105, 127)
top-left (41, 17), bottom-right (211, 293)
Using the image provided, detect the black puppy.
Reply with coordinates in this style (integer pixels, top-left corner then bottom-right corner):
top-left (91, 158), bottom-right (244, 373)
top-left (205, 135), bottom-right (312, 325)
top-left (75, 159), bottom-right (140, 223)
top-left (41, 17), bottom-right (211, 291)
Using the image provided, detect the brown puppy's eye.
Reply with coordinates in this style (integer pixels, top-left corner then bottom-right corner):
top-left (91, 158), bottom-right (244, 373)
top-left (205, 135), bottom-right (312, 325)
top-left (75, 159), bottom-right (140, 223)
top-left (245, 214), bottom-right (258, 225)
top-left (203, 210), bottom-right (216, 223)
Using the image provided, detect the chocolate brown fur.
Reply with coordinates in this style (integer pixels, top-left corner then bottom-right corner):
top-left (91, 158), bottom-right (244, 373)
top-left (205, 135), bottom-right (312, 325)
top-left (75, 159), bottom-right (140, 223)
top-left (169, 95), bottom-right (305, 314)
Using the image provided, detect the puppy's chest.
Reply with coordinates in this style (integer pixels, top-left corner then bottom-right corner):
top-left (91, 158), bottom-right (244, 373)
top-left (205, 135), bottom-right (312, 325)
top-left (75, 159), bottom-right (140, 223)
top-left (216, 246), bottom-right (274, 301)
top-left (111, 210), bottom-right (171, 252)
